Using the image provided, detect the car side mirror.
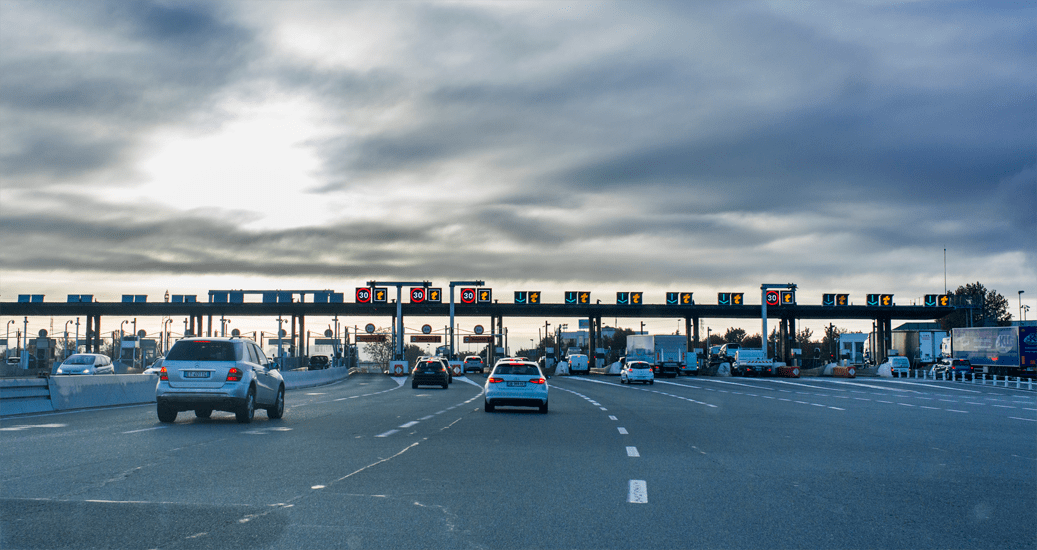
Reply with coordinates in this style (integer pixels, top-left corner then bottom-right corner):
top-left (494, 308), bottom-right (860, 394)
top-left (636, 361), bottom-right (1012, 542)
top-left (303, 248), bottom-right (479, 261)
top-left (268, 361), bottom-right (280, 370)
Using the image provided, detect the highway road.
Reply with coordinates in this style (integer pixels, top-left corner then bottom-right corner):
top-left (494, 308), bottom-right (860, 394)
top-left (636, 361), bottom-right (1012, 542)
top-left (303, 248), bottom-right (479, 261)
top-left (2, 373), bottom-right (1034, 549)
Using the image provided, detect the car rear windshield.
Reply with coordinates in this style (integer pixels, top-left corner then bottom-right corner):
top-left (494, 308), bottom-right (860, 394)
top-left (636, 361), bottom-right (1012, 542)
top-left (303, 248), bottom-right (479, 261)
top-left (166, 341), bottom-right (240, 362)
top-left (630, 363), bottom-right (651, 369)
top-left (418, 362), bottom-right (441, 371)
top-left (494, 365), bottom-right (540, 376)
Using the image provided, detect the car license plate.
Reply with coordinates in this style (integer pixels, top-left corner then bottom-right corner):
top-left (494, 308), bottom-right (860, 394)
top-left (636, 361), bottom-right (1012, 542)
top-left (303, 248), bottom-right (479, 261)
top-left (183, 371), bottom-right (210, 378)
top-left (507, 381), bottom-right (525, 387)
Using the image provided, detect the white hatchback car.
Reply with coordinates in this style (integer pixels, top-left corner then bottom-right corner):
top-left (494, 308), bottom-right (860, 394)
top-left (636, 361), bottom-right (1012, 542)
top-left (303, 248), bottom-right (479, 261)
top-left (620, 360), bottom-right (654, 385)
top-left (484, 359), bottom-right (548, 413)
top-left (55, 353), bottom-right (115, 375)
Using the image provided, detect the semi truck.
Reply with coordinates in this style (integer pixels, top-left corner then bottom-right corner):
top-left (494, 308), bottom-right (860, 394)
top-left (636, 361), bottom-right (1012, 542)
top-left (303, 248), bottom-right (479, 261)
top-left (626, 335), bottom-right (687, 378)
top-left (950, 326), bottom-right (1037, 378)
top-left (891, 329), bottom-right (947, 369)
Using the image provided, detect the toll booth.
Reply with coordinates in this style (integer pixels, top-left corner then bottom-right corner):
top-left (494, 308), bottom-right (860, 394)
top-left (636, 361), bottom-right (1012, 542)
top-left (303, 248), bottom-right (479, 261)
top-left (29, 336), bottom-right (56, 375)
top-left (117, 336), bottom-right (156, 372)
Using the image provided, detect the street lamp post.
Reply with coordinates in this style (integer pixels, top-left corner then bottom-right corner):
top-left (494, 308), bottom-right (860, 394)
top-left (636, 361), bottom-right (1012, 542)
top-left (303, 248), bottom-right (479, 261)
top-left (1019, 291), bottom-right (1025, 322)
top-left (7, 320), bottom-right (15, 360)
top-left (22, 317), bottom-right (28, 369)
top-left (64, 320), bottom-right (73, 359)
top-left (163, 318), bottom-right (173, 354)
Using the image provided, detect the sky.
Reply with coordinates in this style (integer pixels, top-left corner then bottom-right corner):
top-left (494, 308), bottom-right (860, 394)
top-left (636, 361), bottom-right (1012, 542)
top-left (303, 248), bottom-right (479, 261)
top-left (1, 0), bottom-right (1034, 352)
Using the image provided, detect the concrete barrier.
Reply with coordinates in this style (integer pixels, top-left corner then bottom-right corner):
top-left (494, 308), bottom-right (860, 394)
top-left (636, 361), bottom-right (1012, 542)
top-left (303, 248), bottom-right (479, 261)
top-left (1, 367), bottom-right (355, 416)
top-left (716, 363), bottom-right (731, 377)
top-left (49, 374), bottom-right (158, 411)
top-left (281, 367), bottom-right (352, 389)
top-left (0, 378), bottom-right (53, 415)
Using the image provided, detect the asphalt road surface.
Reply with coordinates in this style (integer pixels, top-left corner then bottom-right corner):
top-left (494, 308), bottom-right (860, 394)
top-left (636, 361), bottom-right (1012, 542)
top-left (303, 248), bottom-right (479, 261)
top-left (2, 373), bottom-right (1034, 549)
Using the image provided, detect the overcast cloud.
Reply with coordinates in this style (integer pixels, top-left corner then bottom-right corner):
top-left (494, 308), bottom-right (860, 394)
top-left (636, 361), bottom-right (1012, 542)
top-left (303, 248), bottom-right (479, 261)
top-left (1, 1), bottom-right (1034, 329)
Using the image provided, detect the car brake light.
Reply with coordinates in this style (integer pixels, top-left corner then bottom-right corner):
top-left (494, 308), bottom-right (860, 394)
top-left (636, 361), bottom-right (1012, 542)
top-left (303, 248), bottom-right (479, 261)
top-left (489, 377), bottom-right (504, 383)
top-left (227, 368), bottom-right (243, 382)
top-left (159, 366), bottom-right (168, 381)
top-left (529, 378), bottom-right (545, 384)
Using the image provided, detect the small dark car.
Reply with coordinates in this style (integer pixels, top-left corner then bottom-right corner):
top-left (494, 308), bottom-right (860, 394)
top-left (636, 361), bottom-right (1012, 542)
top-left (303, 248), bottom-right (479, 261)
top-left (308, 355), bottom-right (330, 370)
top-left (412, 359), bottom-right (450, 389)
top-left (933, 358), bottom-right (975, 380)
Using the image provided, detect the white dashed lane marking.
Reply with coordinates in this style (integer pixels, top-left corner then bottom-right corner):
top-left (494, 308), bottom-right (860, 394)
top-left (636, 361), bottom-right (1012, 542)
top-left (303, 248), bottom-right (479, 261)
top-left (628, 480), bottom-right (648, 504)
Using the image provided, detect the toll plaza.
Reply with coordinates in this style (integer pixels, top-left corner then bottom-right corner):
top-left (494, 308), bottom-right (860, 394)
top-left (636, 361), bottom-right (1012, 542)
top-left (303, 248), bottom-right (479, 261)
top-left (4, 285), bottom-right (955, 372)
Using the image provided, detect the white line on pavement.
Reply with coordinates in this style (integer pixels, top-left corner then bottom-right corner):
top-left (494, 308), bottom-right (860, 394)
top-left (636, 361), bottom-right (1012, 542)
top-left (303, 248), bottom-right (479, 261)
top-left (628, 480), bottom-right (648, 503)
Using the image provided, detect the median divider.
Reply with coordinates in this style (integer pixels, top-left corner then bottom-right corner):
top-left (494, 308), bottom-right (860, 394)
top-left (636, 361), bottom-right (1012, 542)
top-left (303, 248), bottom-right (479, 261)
top-left (1, 366), bottom-right (356, 416)
top-left (281, 366), bottom-right (352, 389)
top-left (49, 374), bottom-right (158, 411)
top-left (0, 378), bottom-right (53, 416)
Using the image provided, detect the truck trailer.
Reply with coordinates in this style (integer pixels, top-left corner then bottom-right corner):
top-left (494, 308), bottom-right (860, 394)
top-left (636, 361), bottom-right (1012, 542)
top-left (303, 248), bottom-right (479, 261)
top-left (950, 326), bottom-right (1037, 378)
top-left (891, 329), bottom-right (947, 369)
top-left (627, 335), bottom-right (687, 378)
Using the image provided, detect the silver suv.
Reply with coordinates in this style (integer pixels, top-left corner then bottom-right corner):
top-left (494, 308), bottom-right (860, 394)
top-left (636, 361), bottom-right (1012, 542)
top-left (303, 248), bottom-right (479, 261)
top-left (156, 337), bottom-right (285, 423)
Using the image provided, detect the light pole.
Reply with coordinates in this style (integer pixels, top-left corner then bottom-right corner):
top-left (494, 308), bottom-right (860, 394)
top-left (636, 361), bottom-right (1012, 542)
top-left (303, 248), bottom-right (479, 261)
top-left (74, 318), bottom-right (80, 357)
top-left (163, 318), bottom-right (173, 354)
top-left (64, 320), bottom-right (72, 359)
top-left (6, 320), bottom-right (14, 360)
top-left (22, 317), bottom-right (28, 369)
top-left (1019, 291), bottom-right (1025, 322)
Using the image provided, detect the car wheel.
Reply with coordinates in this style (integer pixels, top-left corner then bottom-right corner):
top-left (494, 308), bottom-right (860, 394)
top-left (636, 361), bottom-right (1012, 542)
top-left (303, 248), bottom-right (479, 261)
top-left (157, 404), bottom-right (177, 423)
top-left (649, 380), bottom-right (654, 385)
top-left (485, 401), bottom-right (495, 412)
top-left (194, 409), bottom-right (212, 419)
top-left (267, 386), bottom-right (285, 419)
top-left (539, 401), bottom-right (548, 414)
top-left (442, 382), bottom-right (448, 389)
top-left (412, 382), bottom-right (418, 389)
top-left (236, 387), bottom-right (255, 424)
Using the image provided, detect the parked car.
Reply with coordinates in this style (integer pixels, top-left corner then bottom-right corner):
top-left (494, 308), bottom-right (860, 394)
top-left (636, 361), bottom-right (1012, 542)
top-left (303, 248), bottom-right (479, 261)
top-left (879, 356), bottom-right (910, 378)
top-left (55, 353), bottom-right (115, 375)
top-left (156, 337), bottom-right (285, 423)
top-left (463, 355), bottom-right (486, 374)
top-left (484, 359), bottom-right (548, 413)
top-left (308, 355), bottom-right (330, 370)
top-left (620, 360), bottom-right (654, 385)
top-left (412, 358), bottom-right (451, 389)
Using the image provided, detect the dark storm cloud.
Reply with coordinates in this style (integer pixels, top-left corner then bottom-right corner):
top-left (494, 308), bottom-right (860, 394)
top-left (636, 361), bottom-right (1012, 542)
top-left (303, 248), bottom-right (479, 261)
top-left (0, 195), bottom-right (432, 276)
top-left (0, 1), bottom-right (258, 186)
top-left (0, 1), bottom-right (1033, 298)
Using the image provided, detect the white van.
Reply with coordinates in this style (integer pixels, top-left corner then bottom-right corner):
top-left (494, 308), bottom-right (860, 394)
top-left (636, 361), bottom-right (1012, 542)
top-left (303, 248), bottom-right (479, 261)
top-left (566, 354), bottom-right (589, 375)
top-left (879, 356), bottom-right (910, 378)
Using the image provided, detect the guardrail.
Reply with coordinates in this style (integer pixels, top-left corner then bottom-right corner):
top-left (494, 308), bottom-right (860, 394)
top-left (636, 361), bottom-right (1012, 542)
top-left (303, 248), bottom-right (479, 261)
top-left (0, 367), bottom-right (356, 417)
top-left (912, 369), bottom-right (1034, 390)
